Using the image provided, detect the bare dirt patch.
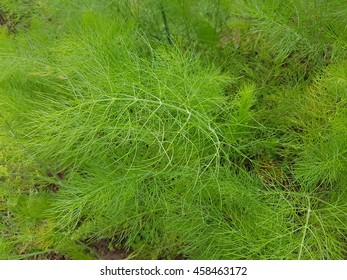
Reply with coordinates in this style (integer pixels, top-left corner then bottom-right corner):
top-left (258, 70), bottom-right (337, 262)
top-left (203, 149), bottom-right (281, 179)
top-left (29, 251), bottom-right (71, 260)
top-left (90, 239), bottom-right (131, 260)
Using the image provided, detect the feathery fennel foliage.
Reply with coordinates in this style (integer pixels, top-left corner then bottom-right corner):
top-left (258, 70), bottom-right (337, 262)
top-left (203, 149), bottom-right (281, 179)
top-left (0, 0), bottom-right (346, 259)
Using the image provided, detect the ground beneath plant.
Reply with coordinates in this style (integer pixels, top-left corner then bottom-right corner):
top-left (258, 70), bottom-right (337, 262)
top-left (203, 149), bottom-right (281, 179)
top-left (90, 239), bottom-right (131, 260)
top-left (29, 252), bottom-right (71, 260)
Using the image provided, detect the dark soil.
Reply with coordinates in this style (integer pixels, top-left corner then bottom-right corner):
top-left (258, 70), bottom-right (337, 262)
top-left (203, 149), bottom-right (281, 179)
top-left (0, 7), bottom-right (32, 33)
top-left (0, 10), bottom-right (6, 25)
top-left (29, 251), bottom-right (71, 260)
top-left (0, 9), bottom-right (18, 32)
top-left (45, 171), bottom-right (64, 193)
top-left (90, 239), bottom-right (131, 260)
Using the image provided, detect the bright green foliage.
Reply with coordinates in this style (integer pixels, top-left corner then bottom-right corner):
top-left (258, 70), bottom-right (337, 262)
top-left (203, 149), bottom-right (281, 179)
top-left (0, 0), bottom-right (346, 260)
